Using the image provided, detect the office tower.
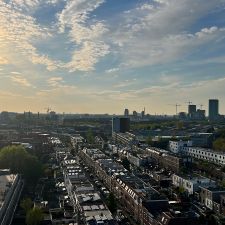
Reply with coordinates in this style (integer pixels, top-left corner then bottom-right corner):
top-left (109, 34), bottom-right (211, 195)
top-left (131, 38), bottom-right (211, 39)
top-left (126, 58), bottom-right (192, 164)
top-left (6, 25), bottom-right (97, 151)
top-left (124, 108), bottom-right (129, 116)
top-left (188, 104), bottom-right (196, 118)
top-left (112, 117), bottom-right (130, 133)
top-left (196, 109), bottom-right (206, 120)
top-left (188, 105), bottom-right (196, 114)
top-left (133, 111), bottom-right (138, 117)
top-left (141, 107), bottom-right (145, 118)
top-left (209, 99), bottom-right (219, 120)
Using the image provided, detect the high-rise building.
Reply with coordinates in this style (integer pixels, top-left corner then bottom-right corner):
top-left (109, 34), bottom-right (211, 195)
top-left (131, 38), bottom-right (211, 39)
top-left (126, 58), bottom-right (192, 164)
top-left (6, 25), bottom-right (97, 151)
top-left (141, 107), bottom-right (145, 118)
top-left (112, 117), bottom-right (130, 133)
top-left (188, 104), bottom-right (197, 119)
top-left (188, 104), bottom-right (196, 114)
top-left (124, 108), bottom-right (129, 116)
top-left (133, 111), bottom-right (138, 117)
top-left (208, 99), bottom-right (219, 120)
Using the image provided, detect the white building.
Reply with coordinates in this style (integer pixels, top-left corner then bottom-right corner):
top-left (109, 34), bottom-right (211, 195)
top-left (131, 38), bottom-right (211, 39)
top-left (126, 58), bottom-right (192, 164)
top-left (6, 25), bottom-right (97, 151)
top-left (169, 140), bottom-right (192, 154)
top-left (172, 174), bottom-right (215, 195)
top-left (185, 147), bottom-right (225, 165)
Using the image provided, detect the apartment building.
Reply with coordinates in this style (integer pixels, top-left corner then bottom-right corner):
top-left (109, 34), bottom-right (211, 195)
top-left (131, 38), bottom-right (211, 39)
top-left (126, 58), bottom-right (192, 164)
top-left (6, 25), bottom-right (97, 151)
top-left (169, 140), bottom-right (192, 154)
top-left (172, 174), bottom-right (215, 195)
top-left (200, 187), bottom-right (225, 213)
top-left (185, 147), bottom-right (225, 165)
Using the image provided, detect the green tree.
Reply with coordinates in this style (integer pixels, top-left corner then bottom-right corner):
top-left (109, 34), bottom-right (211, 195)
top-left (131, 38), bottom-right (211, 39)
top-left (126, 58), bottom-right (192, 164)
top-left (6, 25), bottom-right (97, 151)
top-left (107, 193), bottom-right (117, 214)
top-left (146, 136), bottom-right (153, 146)
top-left (20, 198), bottom-right (33, 213)
top-left (0, 145), bottom-right (43, 182)
top-left (176, 121), bottom-right (183, 129)
top-left (86, 129), bottom-right (94, 144)
top-left (26, 207), bottom-right (44, 225)
top-left (213, 138), bottom-right (225, 152)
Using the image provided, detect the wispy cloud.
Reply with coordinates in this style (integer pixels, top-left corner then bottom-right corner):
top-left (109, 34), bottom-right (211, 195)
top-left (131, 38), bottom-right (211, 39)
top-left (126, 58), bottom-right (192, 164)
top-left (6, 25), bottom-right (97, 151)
top-left (105, 68), bottom-right (119, 73)
top-left (47, 76), bottom-right (64, 87)
top-left (113, 79), bottom-right (137, 88)
top-left (11, 75), bottom-right (31, 87)
top-left (57, 0), bottom-right (110, 71)
top-left (0, 1), bottom-right (59, 70)
top-left (109, 0), bottom-right (225, 68)
top-left (0, 56), bottom-right (8, 65)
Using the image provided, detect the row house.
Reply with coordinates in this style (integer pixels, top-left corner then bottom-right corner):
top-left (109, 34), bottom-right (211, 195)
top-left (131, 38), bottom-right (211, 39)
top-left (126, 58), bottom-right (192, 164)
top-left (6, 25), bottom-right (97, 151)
top-left (185, 147), bottom-right (225, 165)
top-left (172, 174), bottom-right (216, 195)
top-left (61, 154), bottom-right (116, 225)
top-left (146, 147), bottom-right (191, 173)
top-left (200, 186), bottom-right (225, 214)
top-left (79, 147), bottom-right (199, 225)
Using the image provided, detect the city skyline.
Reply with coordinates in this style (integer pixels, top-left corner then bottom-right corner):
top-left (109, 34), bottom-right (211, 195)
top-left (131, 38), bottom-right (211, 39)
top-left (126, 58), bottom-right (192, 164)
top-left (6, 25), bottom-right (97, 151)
top-left (1, 0), bottom-right (225, 114)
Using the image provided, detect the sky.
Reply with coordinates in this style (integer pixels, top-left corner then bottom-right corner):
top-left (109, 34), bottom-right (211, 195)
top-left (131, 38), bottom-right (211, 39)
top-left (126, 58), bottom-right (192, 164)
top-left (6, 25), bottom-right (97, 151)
top-left (0, 0), bottom-right (225, 115)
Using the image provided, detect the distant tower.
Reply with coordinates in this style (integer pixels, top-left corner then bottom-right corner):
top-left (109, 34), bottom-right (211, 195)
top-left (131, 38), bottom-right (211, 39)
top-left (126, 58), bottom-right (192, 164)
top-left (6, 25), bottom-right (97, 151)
top-left (209, 99), bottom-right (219, 120)
top-left (188, 105), bottom-right (196, 114)
top-left (124, 108), bottom-right (129, 117)
top-left (112, 117), bottom-right (130, 133)
top-left (133, 111), bottom-right (138, 117)
top-left (188, 105), bottom-right (196, 118)
top-left (141, 107), bottom-right (145, 118)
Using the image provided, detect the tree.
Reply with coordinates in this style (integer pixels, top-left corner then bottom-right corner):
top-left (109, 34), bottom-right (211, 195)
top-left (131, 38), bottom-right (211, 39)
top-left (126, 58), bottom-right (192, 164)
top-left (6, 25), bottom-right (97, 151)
top-left (107, 193), bottom-right (117, 214)
top-left (146, 136), bottom-right (153, 146)
top-left (0, 145), bottom-right (43, 182)
top-left (26, 207), bottom-right (44, 225)
top-left (176, 121), bottom-right (183, 130)
top-left (213, 138), bottom-right (225, 152)
top-left (20, 198), bottom-right (33, 213)
top-left (86, 129), bottom-right (94, 144)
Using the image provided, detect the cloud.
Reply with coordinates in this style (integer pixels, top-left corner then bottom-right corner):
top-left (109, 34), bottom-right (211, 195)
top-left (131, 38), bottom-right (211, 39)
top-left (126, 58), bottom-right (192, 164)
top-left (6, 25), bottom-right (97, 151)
top-left (47, 76), bottom-right (64, 87)
top-left (10, 75), bottom-right (31, 87)
top-left (0, 90), bottom-right (21, 98)
top-left (0, 56), bottom-right (8, 65)
top-left (57, 0), bottom-right (110, 71)
top-left (105, 68), bottom-right (119, 73)
top-left (9, 0), bottom-right (41, 12)
top-left (108, 0), bottom-right (225, 68)
top-left (0, 1), bottom-right (59, 70)
top-left (113, 79), bottom-right (137, 88)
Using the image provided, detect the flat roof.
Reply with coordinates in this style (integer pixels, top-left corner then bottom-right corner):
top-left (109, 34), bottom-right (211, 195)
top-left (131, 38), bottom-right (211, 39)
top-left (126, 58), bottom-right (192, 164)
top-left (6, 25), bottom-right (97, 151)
top-left (0, 174), bottom-right (17, 208)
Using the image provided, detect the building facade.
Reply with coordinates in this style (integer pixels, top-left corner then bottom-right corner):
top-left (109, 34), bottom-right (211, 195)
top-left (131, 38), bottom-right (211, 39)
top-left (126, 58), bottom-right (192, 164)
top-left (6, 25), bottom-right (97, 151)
top-left (209, 99), bottom-right (219, 120)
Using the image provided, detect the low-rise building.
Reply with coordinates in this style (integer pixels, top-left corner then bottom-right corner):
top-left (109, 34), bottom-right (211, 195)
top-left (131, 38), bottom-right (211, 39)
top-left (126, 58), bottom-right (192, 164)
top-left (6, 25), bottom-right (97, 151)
top-left (185, 147), bottom-right (225, 165)
top-left (169, 140), bottom-right (192, 154)
top-left (146, 147), bottom-right (191, 173)
top-left (200, 187), bottom-right (225, 213)
top-left (172, 174), bottom-right (215, 195)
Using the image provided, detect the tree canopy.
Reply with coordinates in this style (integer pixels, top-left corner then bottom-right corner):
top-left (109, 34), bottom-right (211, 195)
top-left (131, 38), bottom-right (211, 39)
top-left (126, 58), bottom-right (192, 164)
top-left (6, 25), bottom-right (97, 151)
top-left (20, 198), bottom-right (33, 213)
top-left (26, 207), bottom-right (44, 225)
top-left (86, 129), bottom-right (94, 143)
top-left (107, 192), bottom-right (117, 214)
top-left (0, 145), bottom-right (43, 182)
top-left (213, 138), bottom-right (225, 152)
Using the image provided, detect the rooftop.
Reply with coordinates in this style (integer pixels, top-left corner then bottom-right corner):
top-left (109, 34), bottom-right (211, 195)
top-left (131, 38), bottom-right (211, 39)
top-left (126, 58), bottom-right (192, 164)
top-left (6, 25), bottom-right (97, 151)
top-left (0, 172), bottom-right (17, 209)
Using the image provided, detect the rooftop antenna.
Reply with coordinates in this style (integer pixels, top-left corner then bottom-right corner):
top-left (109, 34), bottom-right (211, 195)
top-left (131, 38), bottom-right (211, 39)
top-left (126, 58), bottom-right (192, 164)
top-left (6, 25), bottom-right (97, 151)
top-left (185, 101), bottom-right (192, 105)
top-left (44, 107), bottom-right (51, 114)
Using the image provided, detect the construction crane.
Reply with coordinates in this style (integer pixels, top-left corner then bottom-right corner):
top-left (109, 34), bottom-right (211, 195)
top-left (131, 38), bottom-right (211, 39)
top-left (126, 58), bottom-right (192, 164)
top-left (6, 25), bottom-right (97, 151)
top-left (185, 101), bottom-right (192, 105)
top-left (169, 104), bottom-right (181, 115)
top-left (44, 107), bottom-right (51, 114)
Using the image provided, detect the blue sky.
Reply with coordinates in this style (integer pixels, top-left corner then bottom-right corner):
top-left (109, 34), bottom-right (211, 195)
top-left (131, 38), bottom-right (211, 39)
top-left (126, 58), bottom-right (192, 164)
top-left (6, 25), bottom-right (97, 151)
top-left (0, 0), bottom-right (225, 115)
